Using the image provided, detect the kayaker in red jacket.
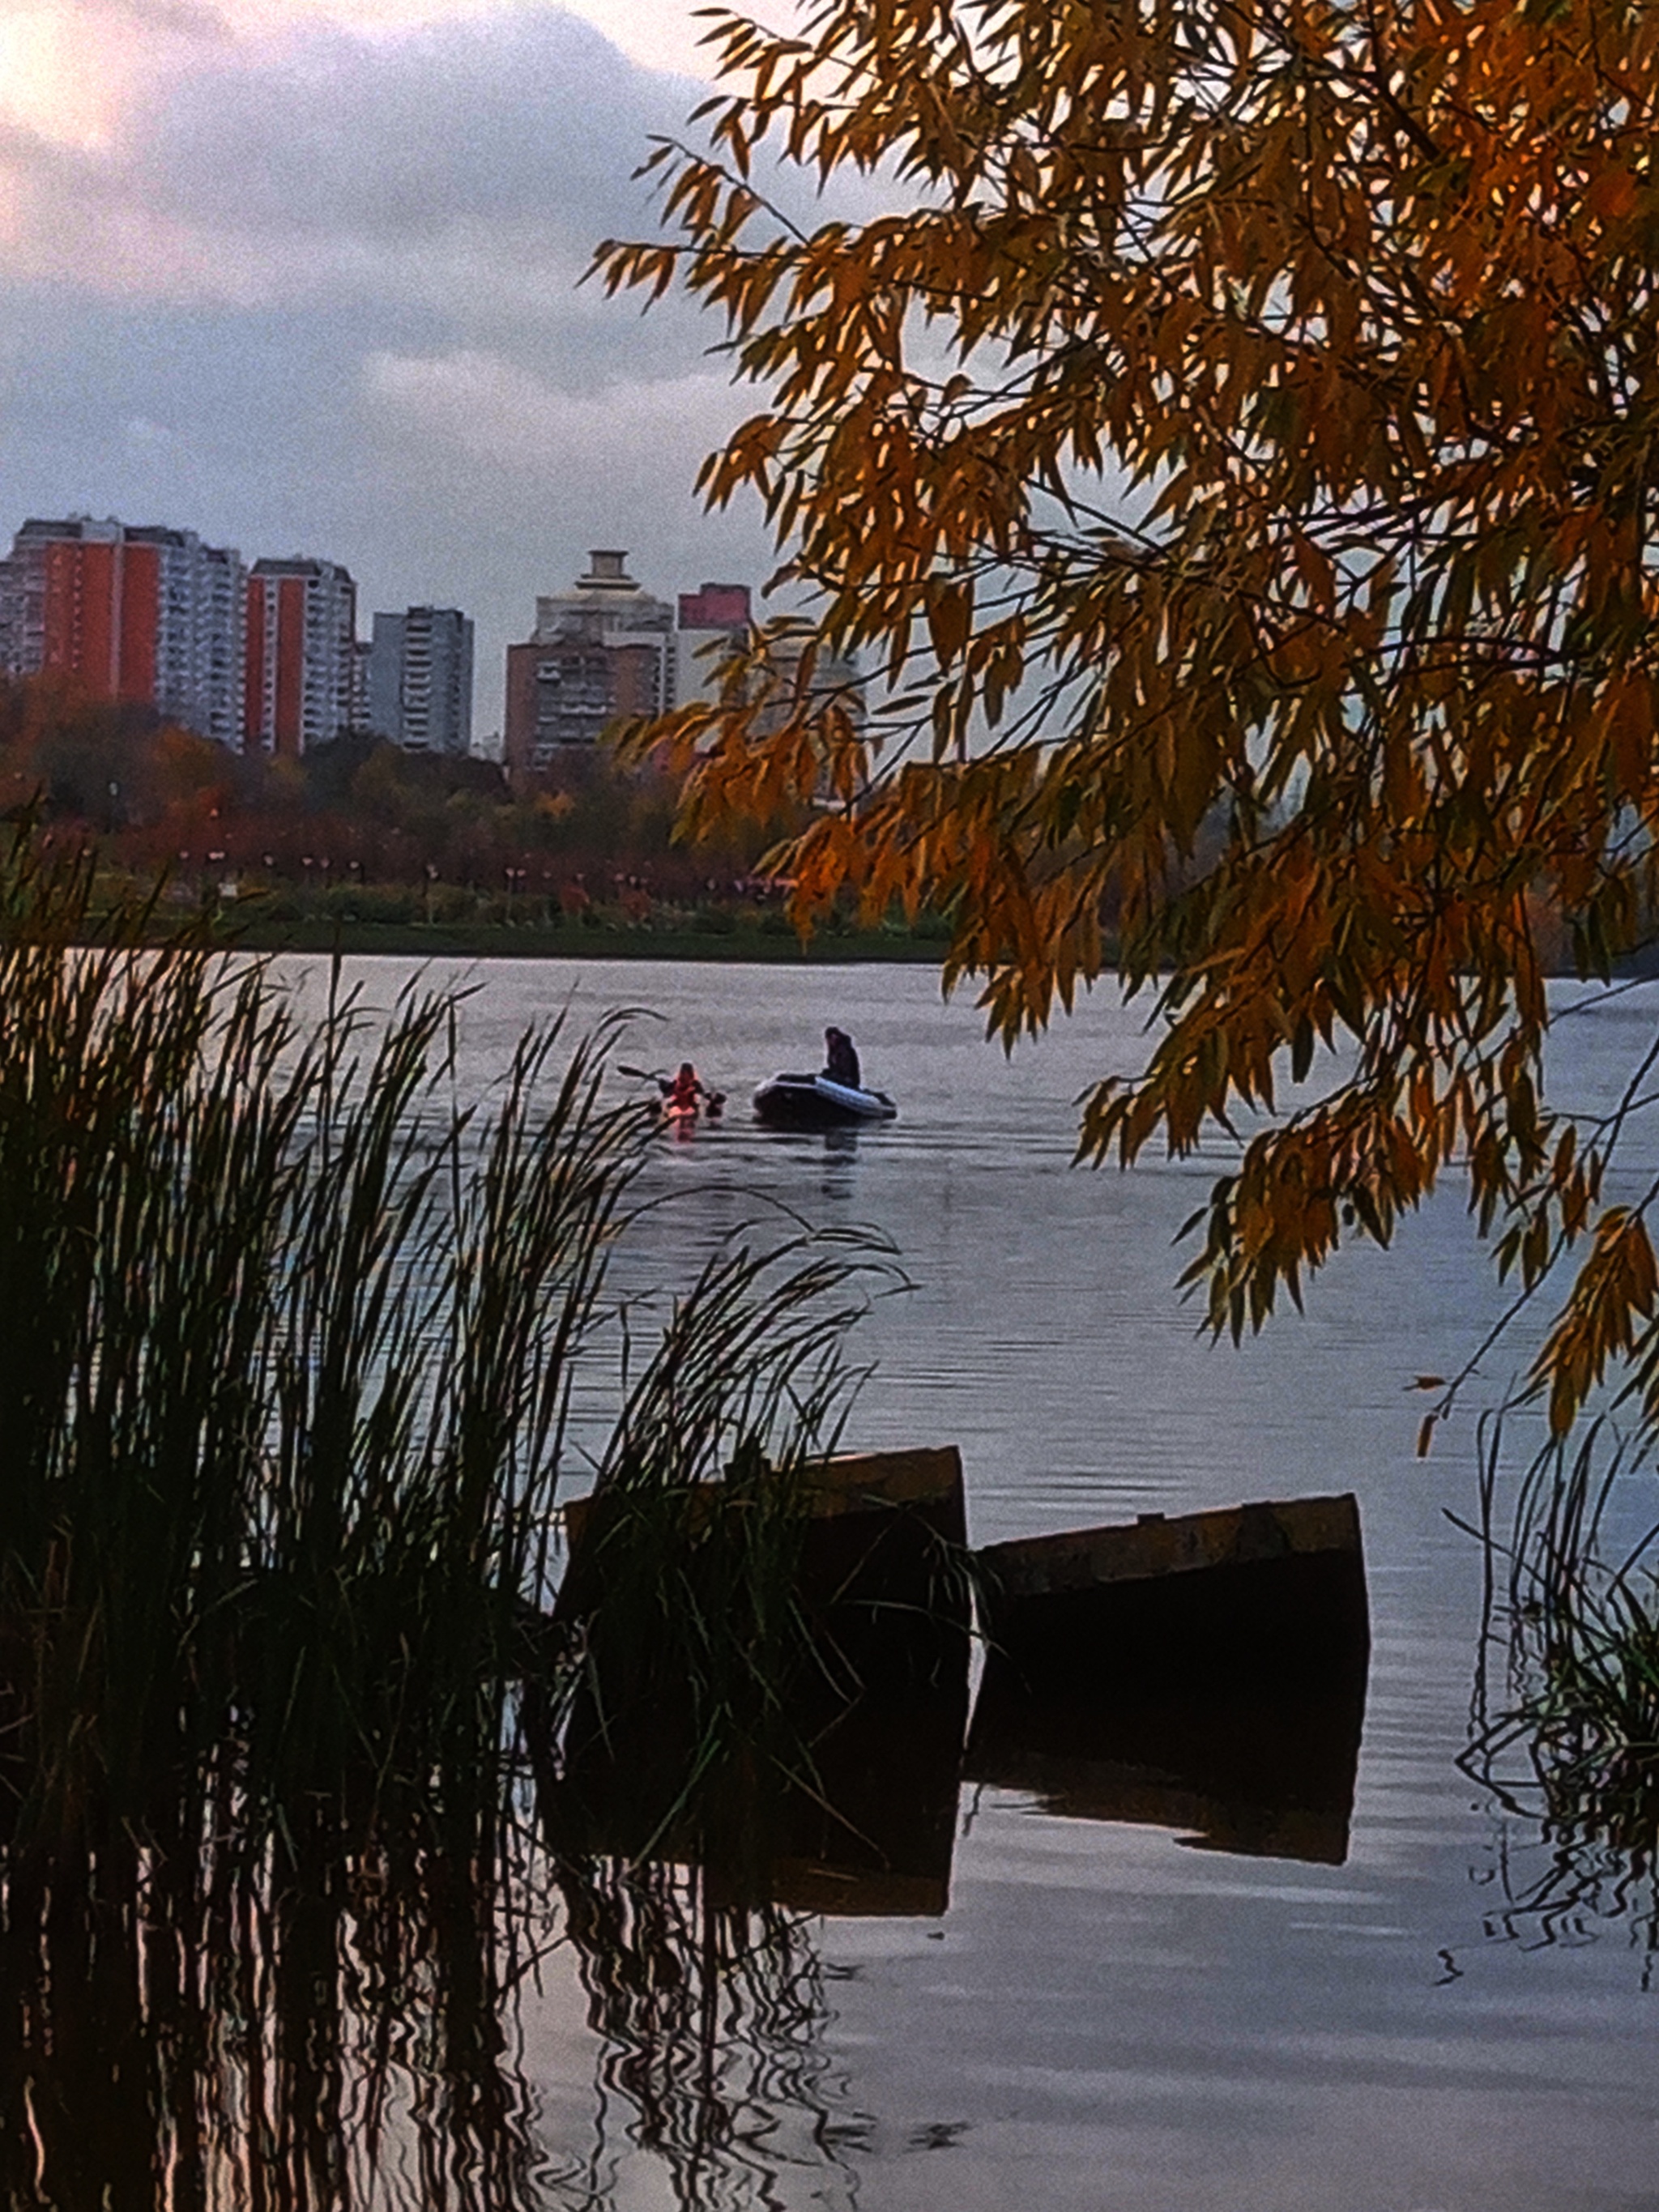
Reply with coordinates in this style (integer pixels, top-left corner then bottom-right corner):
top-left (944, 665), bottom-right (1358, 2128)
top-left (663, 1061), bottom-right (708, 1113)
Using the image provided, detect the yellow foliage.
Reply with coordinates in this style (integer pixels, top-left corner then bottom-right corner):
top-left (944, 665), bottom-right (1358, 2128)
top-left (595, 0), bottom-right (1659, 1431)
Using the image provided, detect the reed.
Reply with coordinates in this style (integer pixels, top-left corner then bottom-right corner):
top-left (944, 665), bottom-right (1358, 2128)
top-left (0, 837), bottom-right (642, 1874)
top-left (544, 1230), bottom-right (885, 1869)
top-left (1465, 1415), bottom-right (1659, 1955)
top-left (0, 822), bottom-right (878, 2205)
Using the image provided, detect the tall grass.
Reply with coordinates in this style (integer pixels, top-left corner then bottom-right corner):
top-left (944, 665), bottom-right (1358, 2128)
top-left (544, 1230), bottom-right (889, 1877)
top-left (0, 837), bottom-right (640, 1876)
top-left (0, 825), bottom-right (876, 2206)
top-left (1464, 1413), bottom-right (1659, 1962)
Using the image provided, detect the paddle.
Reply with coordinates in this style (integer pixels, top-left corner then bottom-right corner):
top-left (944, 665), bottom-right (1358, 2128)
top-left (619, 1063), bottom-right (727, 1117)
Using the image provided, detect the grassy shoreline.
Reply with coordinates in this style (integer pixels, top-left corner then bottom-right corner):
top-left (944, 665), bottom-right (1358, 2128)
top-left (0, 832), bottom-right (883, 2203)
top-left (95, 899), bottom-right (1659, 976)
top-left (193, 914), bottom-right (950, 962)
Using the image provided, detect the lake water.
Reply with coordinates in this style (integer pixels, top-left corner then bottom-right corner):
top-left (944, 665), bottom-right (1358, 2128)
top-left (284, 954), bottom-right (1659, 2211)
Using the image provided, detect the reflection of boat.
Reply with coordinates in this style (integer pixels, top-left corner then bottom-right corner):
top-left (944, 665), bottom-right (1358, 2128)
top-left (752, 1073), bottom-right (898, 1128)
top-left (735, 1674), bottom-right (967, 1916)
top-left (965, 1669), bottom-right (1367, 1865)
top-left (966, 1492), bottom-right (1369, 1865)
top-left (551, 1680), bottom-right (967, 1916)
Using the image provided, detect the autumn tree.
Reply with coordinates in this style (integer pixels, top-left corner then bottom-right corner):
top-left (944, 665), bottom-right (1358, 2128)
top-left (597, 0), bottom-right (1659, 1435)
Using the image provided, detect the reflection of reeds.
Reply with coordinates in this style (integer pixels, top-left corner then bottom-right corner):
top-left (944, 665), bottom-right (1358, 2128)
top-left (557, 1855), bottom-right (841, 2201)
top-left (0, 828), bottom-right (872, 2206)
top-left (1464, 1414), bottom-right (1659, 1963)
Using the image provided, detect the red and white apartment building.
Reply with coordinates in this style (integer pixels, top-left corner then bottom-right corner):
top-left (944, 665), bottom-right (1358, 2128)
top-left (0, 518), bottom-right (817, 775)
top-left (0, 518), bottom-right (359, 757)
top-left (242, 556), bottom-right (357, 758)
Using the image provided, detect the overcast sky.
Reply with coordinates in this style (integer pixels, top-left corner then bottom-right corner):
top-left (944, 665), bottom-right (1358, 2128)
top-left (0, 0), bottom-right (801, 740)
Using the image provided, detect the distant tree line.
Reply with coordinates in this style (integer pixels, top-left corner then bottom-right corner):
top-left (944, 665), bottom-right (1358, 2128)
top-left (0, 676), bottom-right (778, 914)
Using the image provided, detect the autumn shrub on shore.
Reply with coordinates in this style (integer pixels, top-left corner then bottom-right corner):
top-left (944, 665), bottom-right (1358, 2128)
top-left (0, 671), bottom-right (774, 904)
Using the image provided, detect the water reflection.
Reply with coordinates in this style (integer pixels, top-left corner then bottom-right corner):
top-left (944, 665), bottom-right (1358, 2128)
top-left (764, 1122), bottom-right (864, 1203)
top-left (966, 1671), bottom-right (1367, 1865)
top-left (243, 958), bottom-right (1659, 2209)
top-left (1465, 1665), bottom-right (1659, 1975)
top-left (1472, 1814), bottom-right (1659, 1977)
top-left (1462, 1419), bottom-right (1659, 1975)
top-left (553, 1679), bottom-right (968, 1920)
top-left (0, 1829), bottom-right (871, 2212)
top-left (550, 1448), bottom-right (972, 1918)
top-left (0, 1835), bottom-right (547, 2211)
top-left (555, 1860), bottom-right (847, 2209)
top-left (966, 1498), bottom-right (1371, 1865)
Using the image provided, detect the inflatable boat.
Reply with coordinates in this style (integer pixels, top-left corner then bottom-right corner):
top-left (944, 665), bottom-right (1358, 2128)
top-left (752, 1072), bottom-right (898, 1129)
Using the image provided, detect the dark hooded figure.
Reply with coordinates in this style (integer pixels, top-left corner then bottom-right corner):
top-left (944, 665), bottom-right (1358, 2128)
top-left (823, 1025), bottom-right (861, 1089)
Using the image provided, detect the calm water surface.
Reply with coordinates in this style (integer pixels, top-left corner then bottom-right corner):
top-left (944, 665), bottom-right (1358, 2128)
top-left (282, 956), bottom-right (1659, 2211)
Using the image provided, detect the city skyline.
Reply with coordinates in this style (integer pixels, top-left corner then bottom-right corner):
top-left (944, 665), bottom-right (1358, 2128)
top-left (0, 1), bottom-right (797, 725)
top-left (0, 507), bottom-right (771, 761)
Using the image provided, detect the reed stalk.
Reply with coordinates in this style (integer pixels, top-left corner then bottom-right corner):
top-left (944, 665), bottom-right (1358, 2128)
top-left (0, 822), bottom-right (876, 2206)
top-left (1464, 1414), bottom-right (1659, 1958)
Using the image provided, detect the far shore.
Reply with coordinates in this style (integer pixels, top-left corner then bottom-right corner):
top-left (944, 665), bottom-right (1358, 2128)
top-left (190, 914), bottom-right (951, 964)
top-left (97, 906), bottom-right (1659, 979)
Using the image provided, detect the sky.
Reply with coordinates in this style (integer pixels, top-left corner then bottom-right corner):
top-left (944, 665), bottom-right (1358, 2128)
top-left (0, 0), bottom-right (800, 740)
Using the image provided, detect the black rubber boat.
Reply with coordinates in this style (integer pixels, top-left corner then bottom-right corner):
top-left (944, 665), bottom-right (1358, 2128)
top-left (752, 1072), bottom-right (898, 1128)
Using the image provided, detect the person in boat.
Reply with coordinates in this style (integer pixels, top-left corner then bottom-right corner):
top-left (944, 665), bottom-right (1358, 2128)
top-left (661, 1061), bottom-right (711, 1114)
top-left (822, 1026), bottom-right (862, 1089)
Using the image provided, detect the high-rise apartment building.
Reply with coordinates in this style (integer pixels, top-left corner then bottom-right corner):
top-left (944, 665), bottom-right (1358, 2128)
top-left (0, 516), bottom-right (247, 745)
top-left (138, 527), bottom-right (247, 748)
top-left (505, 552), bottom-right (673, 774)
top-left (244, 557), bottom-right (357, 757)
top-left (672, 580), bottom-right (863, 741)
top-left (0, 518), bottom-right (148, 701)
top-left (351, 637), bottom-right (374, 737)
top-left (366, 606), bottom-right (474, 754)
top-left (673, 582), bottom-right (752, 705)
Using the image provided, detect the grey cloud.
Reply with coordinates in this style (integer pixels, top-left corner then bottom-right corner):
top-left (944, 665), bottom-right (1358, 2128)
top-left (0, 7), bottom-right (803, 722)
top-left (71, 0), bottom-right (234, 42)
top-left (1, 6), bottom-right (726, 376)
top-left (0, 279), bottom-right (775, 731)
top-left (0, 113), bottom-right (91, 185)
top-left (0, 0), bottom-right (229, 28)
top-left (130, 10), bottom-right (691, 245)
top-left (2, 5), bottom-right (868, 366)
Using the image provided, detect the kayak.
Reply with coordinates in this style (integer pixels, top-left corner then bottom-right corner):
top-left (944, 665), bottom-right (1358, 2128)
top-left (752, 1072), bottom-right (898, 1128)
top-left (621, 1065), bottom-right (726, 1125)
top-left (655, 1091), bottom-right (723, 1127)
